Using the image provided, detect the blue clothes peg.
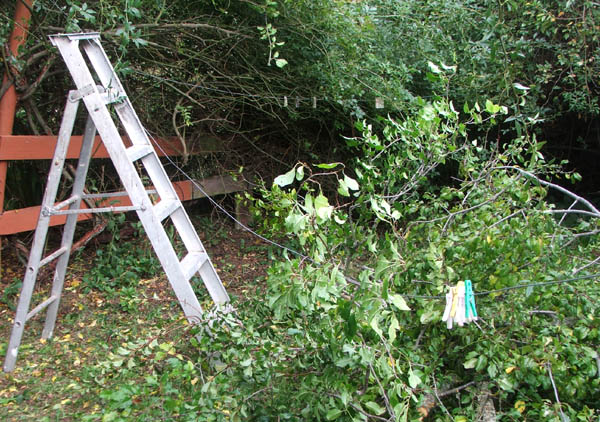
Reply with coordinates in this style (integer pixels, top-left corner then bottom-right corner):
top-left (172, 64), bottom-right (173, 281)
top-left (464, 279), bottom-right (478, 320)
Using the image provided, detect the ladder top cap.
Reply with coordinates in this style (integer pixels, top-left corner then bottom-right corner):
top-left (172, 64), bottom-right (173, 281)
top-left (49, 32), bottom-right (101, 45)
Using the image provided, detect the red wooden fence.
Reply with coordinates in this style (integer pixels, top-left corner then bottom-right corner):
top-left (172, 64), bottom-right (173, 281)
top-left (0, 3), bottom-right (243, 237)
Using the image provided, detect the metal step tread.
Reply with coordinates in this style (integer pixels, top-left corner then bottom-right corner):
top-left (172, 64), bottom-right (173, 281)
top-left (126, 144), bottom-right (154, 162)
top-left (180, 251), bottom-right (209, 281)
top-left (154, 199), bottom-right (181, 222)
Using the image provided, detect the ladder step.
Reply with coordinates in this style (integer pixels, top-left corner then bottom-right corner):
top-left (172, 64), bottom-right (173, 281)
top-left (154, 199), bottom-right (181, 222)
top-left (39, 246), bottom-right (69, 268)
top-left (180, 252), bottom-right (209, 281)
top-left (126, 144), bottom-right (154, 162)
top-left (26, 295), bottom-right (58, 322)
top-left (49, 195), bottom-right (80, 214)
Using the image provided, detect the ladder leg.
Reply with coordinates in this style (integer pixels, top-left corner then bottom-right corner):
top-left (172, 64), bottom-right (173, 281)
top-left (3, 98), bottom-right (80, 372)
top-left (42, 116), bottom-right (96, 339)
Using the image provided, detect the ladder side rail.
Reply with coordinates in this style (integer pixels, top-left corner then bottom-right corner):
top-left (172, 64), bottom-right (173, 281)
top-left (80, 41), bottom-right (188, 220)
top-left (198, 254), bottom-right (230, 304)
top-left (80, 41), bottom-right (209, 255)
top-left (3, 98), bottom-right (80, 372)
top-left (82, 37), bottom-right (228, 304)
top-left (42, 115), bottom-right (96, 339)
top-left (142, 155), bottom-right (203, 250)
top-left (80, 39), bottom-right (127, 108)
top-left (51, 37), bottom-right (205, 321)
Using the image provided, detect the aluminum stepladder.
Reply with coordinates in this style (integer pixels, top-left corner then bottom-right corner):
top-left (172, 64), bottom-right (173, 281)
top-left (3, 33), bottom-right (229, 372)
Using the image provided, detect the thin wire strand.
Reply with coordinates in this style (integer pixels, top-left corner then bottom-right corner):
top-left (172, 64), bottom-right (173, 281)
top-left (145, 128), bottom-right (600, 302)
top-left (145, 129), bottom-right (316, 265)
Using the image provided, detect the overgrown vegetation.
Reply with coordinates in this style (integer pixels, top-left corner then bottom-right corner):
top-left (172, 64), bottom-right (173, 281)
top-left (2, 0), bottom-right (600, 420)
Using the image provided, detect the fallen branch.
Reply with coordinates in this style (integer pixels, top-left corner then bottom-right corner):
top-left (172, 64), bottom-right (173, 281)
top-left (546, 362), bottom-right (568, 422)
top-left (496, 166), bottom-right (600, 217)
top-left (417, 381), bottom-right (476, 419)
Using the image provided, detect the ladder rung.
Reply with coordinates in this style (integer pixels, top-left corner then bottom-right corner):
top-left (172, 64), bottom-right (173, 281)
top-left (26, 295), bottom-right (58, 322)
top-left (180, 252), bottom-right (209, 281)
top-left (126, 144), bottom-right (154, 162)
top-left (39, 246), bottom-right (69, 268)
top-left (50, 195), bottom-right (80, 213)
top-left (154, 199), bottom-right (181, 222)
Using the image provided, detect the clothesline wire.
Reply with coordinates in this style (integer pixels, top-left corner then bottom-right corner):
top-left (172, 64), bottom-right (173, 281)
top-left (402, 272), bottom-right (600, 300)
top-left (146, 128), bottom-right (599, 302)
top-left (133, 69), bottom-right (423, 104)
top-left (146, 128), bottom-right (318, 265)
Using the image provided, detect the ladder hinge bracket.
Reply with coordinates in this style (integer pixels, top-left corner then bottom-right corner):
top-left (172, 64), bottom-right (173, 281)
top-left (69, 84), bottom-right (95, 102)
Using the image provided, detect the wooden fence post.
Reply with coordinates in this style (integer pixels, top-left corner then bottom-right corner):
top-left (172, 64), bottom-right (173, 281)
top-left (0, 0), bottom-right (33, 276)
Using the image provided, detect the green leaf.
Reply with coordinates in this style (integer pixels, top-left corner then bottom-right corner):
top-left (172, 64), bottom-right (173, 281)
top-left (338, 179), bottom-right (350, 197)
top-left (273, 167), bottom-right (296, 187)
top-left (326, 408), bottom-right (343, 420)
top-left (485, 99), bottom-right (499, 114)
top-left (345, 313), bottom-right (357, 339)
top-left (344, 174), bottom-right (359, 191)
top-left (408, 370), bottom-right (421, 388)
top-left (296, 165), bottom-right (305, 181)
top-left (315, 163), bottom-right (340, 169)
top-left (497, 376), bottom-right (515, 392)
top-left (315, 193), bottom-right (333, 221)
top-left (487, 363), bottom-right (498, 378)
top-left (513, 82), bottom-right (530, 91)
top-left (370, 316), bottom-right (383, 338)
top-left (428, 61), bottom-right (441, 74)
top-left (365, 401), bottom-right (386, 415)
top-left (390, 294), bottom-right (411, 311)
top-left (388, 316), bottom-right (399, 342)
top-left (463, 358), bottom-right (477, 369)
top-left (102, 411), bottom-right (119, 422)
top-left (275, 58), bottom-right (288, 68)
top-left (304, 193), bottom-right (314, 213)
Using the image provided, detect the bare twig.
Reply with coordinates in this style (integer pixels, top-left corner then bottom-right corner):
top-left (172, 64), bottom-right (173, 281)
top-left (437, 380), bottom-right (476, 398)
top-left (573, 254), bottom-right (600, 275)
top-left (20, 55), bottom-right (56, 101)
top-left (369, 363), bottom-right (395, 420)
top-left (328, 393), bottom-right (389, 422)
top-left (413, 328), bottom-right (425, 349)
top-left (546, 362), bottom-right (567, 422)
top-left (528, 310), bottom-right (559, 317)
top-left (487, 209), bottom-right (526, 229)
top-left (545, 209), bottom-right (600, 218)
top-left (558, 199), bottom-right (578, 226)
top-left (496, 166), bottom-right (600, 217)
top-left (107, 22), bottom-right (250, 38)
top-left (431, 372), bottom-right (453, 419)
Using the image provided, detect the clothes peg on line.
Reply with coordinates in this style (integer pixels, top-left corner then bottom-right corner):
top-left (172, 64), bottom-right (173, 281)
top-left (465, 279), bottom-right (478, 322)
top-left (442, 286), bottom-right (455, 329)
top-left (442, 280), bottom-right (477, 329)
top-left (455, 281), bottom-right (466, 327)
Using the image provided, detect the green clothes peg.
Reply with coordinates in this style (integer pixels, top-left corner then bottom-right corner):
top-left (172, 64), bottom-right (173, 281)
top-left (464, 280), bottom-right (477, 321)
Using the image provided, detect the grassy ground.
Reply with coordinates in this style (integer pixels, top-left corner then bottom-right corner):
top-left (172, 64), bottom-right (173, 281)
top-left (0, 217), bottom-right (269, 421)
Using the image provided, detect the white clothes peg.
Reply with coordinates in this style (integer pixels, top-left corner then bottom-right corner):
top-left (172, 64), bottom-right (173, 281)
top-left (455, 281), bottom-right (466, 327)
top-left (442, 287), bottom-right (454, 329)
